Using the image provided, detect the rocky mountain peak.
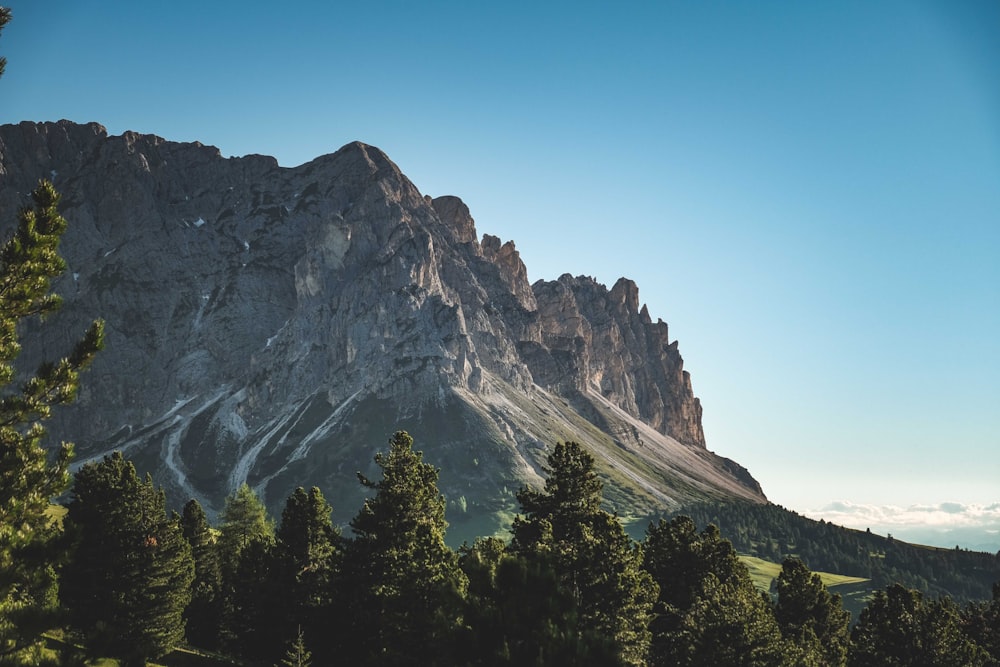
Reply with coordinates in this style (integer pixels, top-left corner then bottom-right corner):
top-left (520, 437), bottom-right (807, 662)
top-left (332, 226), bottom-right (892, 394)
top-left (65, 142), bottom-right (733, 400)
top-left (430, 195), bottom-right (479, 246)
top-left (0, 121), bottom-right (765, 539)
top-left (480, 233), bottom-right (536, 312)
top-left (610, 277), bottom-right (641, 314)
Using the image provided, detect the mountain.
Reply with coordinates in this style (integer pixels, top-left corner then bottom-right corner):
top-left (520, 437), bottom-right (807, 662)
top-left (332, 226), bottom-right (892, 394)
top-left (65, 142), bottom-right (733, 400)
top-left (0, 120), bottom-right (764, 540)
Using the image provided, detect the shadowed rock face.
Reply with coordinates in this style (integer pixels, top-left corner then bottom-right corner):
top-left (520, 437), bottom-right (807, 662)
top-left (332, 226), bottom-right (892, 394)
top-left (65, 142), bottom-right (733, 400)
top-left (0, 121), bottom-right (764, 538)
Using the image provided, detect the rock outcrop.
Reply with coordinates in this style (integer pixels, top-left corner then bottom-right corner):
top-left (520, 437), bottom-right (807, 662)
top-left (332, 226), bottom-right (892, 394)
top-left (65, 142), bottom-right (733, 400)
top-left (0, 121), bottom-right (764, 540)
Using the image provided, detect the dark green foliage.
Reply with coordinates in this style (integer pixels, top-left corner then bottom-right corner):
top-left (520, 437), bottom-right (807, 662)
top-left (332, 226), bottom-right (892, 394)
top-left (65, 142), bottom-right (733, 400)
top-left (963, 582), bottom-right (1000, 665)
top-left (217, 482), bottom-right (275, 658)
top-left (340, 431), bottom-right (467, 666)
top-left (459, 537), bottom-right (618, 665)
top-left (225, 536), bottom-right (285, 665)
top-left (61, 452), bottom-right (194, 666)
top-left (13, 412), bottom-right (996, 666)
top-left (511, 442), bottom-right (656, 666)
top-left (217, 483), bottom-right (274, 575)
top-left (274, 487), bottom-right (341, 664)
top-left (278, 626), bottom-right (311, 667)
top-left (671, 500), bottom-right (1000, 603)
top-left (181, 499), bottom-right (223, 650)
top-left (849, 583), bottom-right (987, 666)
top-left (0, 17), bottom-right (104, 661)
top-left (774, 557), bottom-right (850, 666)
top-left (0, 6), bottom-right (9, 78)
top-left (277, 487), bottom-right (339, 572)
top-left (642, 516), bottom-right (787, 666)
top-left (0, 174), bottom-right (103, 662)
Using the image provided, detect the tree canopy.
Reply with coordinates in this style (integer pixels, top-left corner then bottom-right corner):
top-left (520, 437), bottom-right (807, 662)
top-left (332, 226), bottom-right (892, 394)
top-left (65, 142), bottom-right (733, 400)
top-left (642, 516), bottom-right (787, 666)
top-left (341, 430), bottom-right (467, 666)
top-left (61, 453), bottom-right (193, 666)
top-left (0, 18), bottom-right (104, 657)
top-left (774, 557), bottom-right (850, 666)
top-left (511, 441), bottom-right (657, 666)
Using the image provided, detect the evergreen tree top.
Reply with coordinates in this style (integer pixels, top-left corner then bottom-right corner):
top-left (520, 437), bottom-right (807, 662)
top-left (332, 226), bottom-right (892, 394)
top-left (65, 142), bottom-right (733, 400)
top-left (516, 441), bottom-right (604, 522)
top-left (350, 430), bottom-right (449, 538)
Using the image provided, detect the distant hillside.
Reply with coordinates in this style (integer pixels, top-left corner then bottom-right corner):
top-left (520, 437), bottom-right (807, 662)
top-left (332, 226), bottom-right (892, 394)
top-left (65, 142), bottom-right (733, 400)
top-left (660, 500), bottom-right (1000, 605)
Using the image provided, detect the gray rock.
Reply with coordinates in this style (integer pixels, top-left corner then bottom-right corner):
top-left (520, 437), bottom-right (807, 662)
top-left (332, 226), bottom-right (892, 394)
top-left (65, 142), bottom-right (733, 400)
top-left (0, 121), bottom-right (764, 540)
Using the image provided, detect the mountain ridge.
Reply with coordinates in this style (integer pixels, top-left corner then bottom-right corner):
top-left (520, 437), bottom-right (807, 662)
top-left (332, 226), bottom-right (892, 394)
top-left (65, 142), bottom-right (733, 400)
top-left (1, 120), bottom-right (764, 536)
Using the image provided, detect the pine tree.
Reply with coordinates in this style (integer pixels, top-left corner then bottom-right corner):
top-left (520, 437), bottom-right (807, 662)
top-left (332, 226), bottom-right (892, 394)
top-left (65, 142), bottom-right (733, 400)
top-left (215, 482), bottom-right (276, 661)
top-left (849, 583), bottom-right (987, 667)
top-left (218, 483), bottom-right (274, 574)
top-left (275, 487), bottom-right (341, 663)
top-left (341, 430), bottom-right (467, 666)
top-left (222, 487), bottom-right (339, 665)
top-left (61, 452), bottom-right (194, 666)
top-left (0, 6), bottom-right (9, 79)
top-left (278, 626), bottom-right (312, 667)
top-left (0, 22), bottom-right (106, 652)
top-left (0, 84), bottom-right (104, 659)
top-left (774, 557), bottom-right (850, 666)
top-left (510, 441), bottom-right (657, 666)
top-left (277, 487), bottom-right (340, 587)
top-left (459, 537), bottom-right (615, 665)
top-left (643, 516), bottom-right (788, 666)
top-left (226, 535), bottom-right (286, 665)
top-left (181, 499), bottom-right (223, 650)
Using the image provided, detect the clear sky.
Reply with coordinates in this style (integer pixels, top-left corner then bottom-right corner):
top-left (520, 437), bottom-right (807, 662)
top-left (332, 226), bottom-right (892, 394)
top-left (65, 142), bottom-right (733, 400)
top-left (2, 1), bottom-right (998, 547)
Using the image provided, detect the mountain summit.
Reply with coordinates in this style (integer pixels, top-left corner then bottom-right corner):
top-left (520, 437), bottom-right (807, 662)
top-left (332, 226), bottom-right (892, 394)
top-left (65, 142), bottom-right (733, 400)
top-left (0, 121), bottom-right (764, 538)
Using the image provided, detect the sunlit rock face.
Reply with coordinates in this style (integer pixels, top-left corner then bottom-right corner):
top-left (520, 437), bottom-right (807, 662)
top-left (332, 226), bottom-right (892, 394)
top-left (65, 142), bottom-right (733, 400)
top-left (0, 121), bottom-right (764, 539)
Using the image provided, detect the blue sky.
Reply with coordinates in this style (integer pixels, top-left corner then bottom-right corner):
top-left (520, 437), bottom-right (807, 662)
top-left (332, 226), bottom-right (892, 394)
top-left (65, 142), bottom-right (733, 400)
top-left (2, 1), bottom-right (998, 545)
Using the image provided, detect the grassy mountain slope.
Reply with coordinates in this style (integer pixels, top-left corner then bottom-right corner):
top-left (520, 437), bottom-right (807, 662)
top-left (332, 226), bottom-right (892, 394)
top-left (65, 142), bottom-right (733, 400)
top-left (663, 500), bottom-right (1000, 605)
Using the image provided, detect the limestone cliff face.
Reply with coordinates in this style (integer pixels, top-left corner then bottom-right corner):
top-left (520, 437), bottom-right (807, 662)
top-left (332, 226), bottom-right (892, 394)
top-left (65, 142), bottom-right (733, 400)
top-left (527, 275), bottom-right (705, 448)
top-left (0, 121), bottom-right (763, 536)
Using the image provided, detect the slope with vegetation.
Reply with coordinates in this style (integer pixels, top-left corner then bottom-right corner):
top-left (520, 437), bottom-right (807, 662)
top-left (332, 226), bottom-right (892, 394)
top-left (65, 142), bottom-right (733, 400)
top-left (665, 500), bottom-right (1000, 606)
top-left (44, 437), bottom-right (1000, 666)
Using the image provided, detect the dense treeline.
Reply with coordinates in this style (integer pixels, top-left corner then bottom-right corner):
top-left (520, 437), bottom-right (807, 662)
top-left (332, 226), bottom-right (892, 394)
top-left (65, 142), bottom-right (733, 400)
top-left (40, 435), bottom-right (1000, 666)
top-left (667, 500), bottom-right (1000, 603)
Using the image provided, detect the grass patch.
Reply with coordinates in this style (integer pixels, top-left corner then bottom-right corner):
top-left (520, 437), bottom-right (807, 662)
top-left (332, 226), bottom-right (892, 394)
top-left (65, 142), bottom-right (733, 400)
top-left (740, 555), bottom-right (869, 593)
top-left (739, 554), bottom-right (874, 621)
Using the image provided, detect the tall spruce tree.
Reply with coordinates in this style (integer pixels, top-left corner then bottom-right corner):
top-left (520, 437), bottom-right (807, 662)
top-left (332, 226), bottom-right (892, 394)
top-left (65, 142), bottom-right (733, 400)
top-left (61, 453), bottom-right (193, 666)
top-left (275, 487), bottom-right (341, 663)
top-left (510, 441), bottom-right (656, 666)
top-left (216, 484), bottom-right (276, 661)
top-left (218, 483), bottom-right (274, 571)
top-left (0, 20), bottom-right (105, 655)
top-left (226, 535), bottom-right (286, 665)
top-left (340, 431), bottom-right (467, 666)
top-left (774, 557), bottom-right (850, 666)
top-left (180, 499), bottom-right (223, 650)
top-left (278, 626), bottom-right (312, 667)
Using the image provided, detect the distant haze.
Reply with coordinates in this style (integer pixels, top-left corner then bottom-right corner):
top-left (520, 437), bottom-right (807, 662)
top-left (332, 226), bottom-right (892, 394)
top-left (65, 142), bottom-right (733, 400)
top-left (807, 501), bottom-right (1000, 552)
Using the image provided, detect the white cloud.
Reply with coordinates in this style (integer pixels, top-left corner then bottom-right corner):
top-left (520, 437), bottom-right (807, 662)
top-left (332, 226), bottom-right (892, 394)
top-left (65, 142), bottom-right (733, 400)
top-left (805, 500), bottom-right (1000, 552)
